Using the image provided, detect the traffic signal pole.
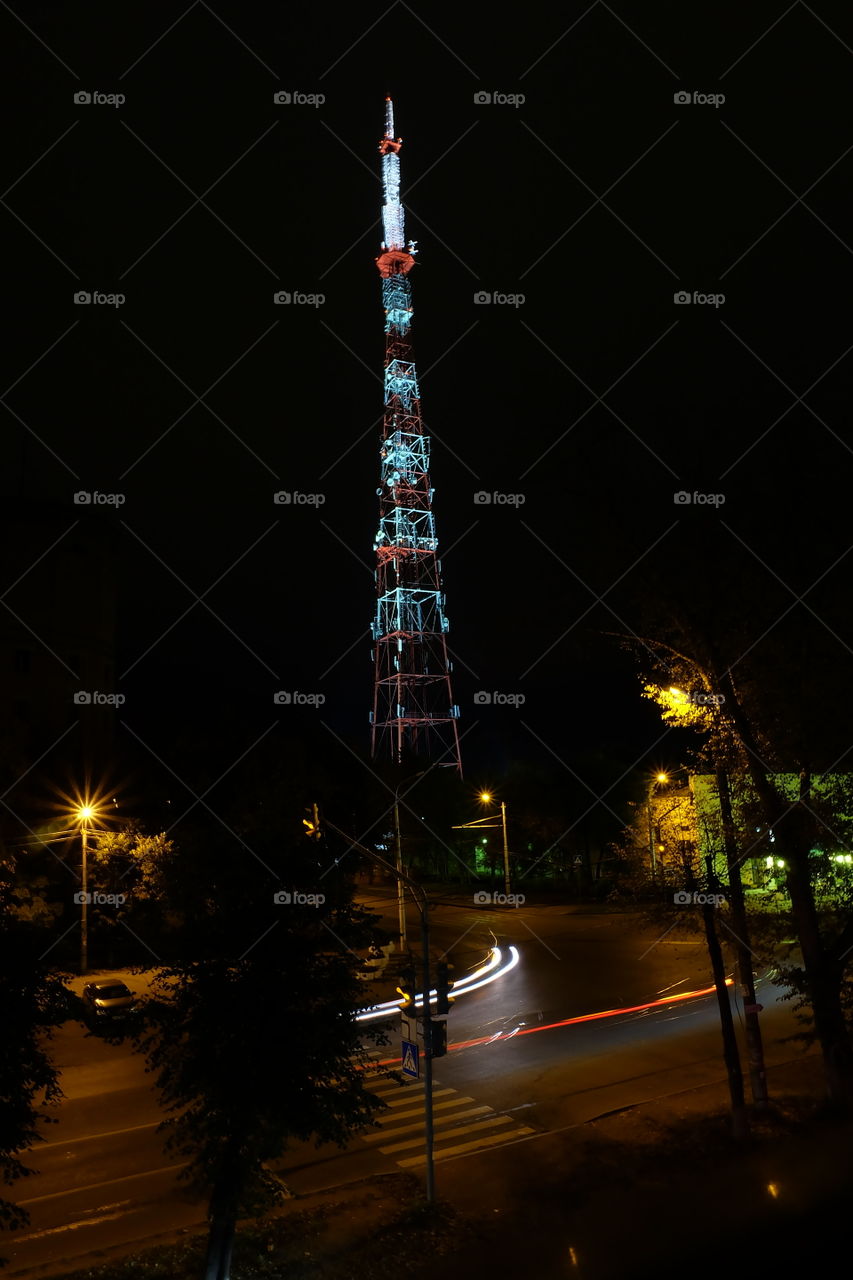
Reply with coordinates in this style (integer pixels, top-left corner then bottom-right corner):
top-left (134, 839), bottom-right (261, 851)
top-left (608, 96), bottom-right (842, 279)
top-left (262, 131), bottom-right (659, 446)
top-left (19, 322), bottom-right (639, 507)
top-left (420, 904), bottom-right (435, 1203)
top-left (320, 815), bottom-right (441, 1202)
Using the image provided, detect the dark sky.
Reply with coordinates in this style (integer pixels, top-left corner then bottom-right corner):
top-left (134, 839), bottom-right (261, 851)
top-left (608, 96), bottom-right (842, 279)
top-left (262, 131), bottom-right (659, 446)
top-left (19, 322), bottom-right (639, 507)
top-left (2, 2), bottom-right (852, 803)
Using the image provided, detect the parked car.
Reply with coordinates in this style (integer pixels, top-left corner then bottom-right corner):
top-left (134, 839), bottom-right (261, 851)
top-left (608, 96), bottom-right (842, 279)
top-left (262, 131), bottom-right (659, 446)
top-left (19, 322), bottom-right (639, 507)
top-left (81, 979), bottom-right (137, 1023)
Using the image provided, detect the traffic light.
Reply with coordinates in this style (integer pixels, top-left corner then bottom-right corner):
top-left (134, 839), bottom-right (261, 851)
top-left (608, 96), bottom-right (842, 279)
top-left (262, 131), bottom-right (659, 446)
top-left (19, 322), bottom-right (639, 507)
top-left (397, 965), bottom-right (417, 1009)
top-left (436, 960), bottom-right (454, 1015)
top-left (430, 1018), bottom-right (447, 1058)
top-left (303, 803), bottom-right (321, 840)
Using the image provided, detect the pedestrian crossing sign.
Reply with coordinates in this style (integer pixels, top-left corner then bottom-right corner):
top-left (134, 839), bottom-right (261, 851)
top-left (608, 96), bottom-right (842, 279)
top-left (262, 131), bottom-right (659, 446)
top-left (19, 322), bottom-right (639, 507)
top-left (401, 1040), bottom-right (419, 1078)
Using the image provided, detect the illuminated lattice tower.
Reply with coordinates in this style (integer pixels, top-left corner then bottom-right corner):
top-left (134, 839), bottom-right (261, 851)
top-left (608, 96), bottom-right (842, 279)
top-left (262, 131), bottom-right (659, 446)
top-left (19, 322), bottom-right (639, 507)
top-left (370, 98), bottom-right (462, 775)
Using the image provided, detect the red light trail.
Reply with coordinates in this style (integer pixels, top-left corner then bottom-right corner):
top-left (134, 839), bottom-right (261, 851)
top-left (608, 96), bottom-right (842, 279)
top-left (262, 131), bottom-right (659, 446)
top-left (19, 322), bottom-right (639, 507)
top-left (367, 980), bottom-right (732, 1068)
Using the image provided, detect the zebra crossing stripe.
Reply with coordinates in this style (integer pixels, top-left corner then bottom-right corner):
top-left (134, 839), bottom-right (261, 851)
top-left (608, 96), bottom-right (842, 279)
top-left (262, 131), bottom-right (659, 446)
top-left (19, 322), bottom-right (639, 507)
top-left (360, 1105), bottom-right (492, 1142)
top-left (396, 1126), bottom-right (537, 1166)
top-left (377, 1096), bottom-right (476, 1123)
top-left (379, 1115), bottom-right (513, 1155)
top-left (379, 1089), bottom-right (455, 1107)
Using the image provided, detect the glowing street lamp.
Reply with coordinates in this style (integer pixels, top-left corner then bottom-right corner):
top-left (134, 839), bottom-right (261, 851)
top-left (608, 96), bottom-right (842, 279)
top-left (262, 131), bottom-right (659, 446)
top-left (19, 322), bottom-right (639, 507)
top-left (76, 802), bottom-right (98, 974)
top-left (480, 792), bottom-right (510, 897)
top-left (647, 774), bottom-right (669, 879)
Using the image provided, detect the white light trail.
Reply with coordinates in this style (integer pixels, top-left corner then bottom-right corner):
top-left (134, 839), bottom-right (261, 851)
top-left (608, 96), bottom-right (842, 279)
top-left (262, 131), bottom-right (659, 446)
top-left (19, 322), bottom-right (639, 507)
top-left (355, 944), bottom-right (519, 1023)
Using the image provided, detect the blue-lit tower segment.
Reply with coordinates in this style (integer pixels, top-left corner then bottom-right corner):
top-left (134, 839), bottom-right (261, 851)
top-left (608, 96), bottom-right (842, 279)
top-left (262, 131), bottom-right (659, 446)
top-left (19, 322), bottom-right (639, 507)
top-left (370, 98), bottom-right (462, 775)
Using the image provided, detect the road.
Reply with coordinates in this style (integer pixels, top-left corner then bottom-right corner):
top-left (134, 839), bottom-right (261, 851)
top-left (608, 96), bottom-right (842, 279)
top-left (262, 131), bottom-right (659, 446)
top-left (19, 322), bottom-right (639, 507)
top-left (5, 901), bottom-right (799, 1276)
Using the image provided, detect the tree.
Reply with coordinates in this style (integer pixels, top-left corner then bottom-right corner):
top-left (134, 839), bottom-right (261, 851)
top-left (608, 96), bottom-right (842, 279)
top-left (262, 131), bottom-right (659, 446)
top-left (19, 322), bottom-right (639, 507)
top-left (615, 607), bottom-right (853, 1107)
top-left (125, 772), bottom-right (389, 1280)
top-left (0, 854), bottom-right (67, 1264)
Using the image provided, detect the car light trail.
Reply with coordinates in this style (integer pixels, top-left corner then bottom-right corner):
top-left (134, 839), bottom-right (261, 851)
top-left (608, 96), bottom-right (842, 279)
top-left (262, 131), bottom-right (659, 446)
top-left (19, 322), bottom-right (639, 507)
top-left (446, 979), bottom-right (734, 1052)
top-left (356, 944), bottom-right (518, 1023)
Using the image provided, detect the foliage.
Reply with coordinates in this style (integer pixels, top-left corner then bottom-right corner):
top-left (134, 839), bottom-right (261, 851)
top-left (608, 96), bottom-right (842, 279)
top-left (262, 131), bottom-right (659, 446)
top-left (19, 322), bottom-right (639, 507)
top-left (120, 779), bottom-right (390, 1232)
top-left (0, 855), bottom-right (67, 1256)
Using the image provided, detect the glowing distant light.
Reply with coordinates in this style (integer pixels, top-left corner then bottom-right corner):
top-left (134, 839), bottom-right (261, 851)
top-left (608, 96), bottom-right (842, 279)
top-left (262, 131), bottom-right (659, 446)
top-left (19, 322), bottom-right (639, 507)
top-left (765, 856), bottom-right (774, 868)
top-left (568, 1246), bottom-right (580, 1267)
top-left (78, 805), bottom-right (95, 820)
top-left (480, 791), bottom-right (492, 803)
top-left (767, 1182), bottom-right (779, 1199)
top-left (775, 859), bottom-right (785, 869)
top-left (656, 773), bottom-right (669, 784)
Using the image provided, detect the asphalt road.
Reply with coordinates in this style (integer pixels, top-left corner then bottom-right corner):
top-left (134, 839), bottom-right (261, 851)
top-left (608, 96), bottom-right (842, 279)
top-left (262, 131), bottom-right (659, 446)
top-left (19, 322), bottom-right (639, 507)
top-left (5, 902), bottom-right (799, 1276)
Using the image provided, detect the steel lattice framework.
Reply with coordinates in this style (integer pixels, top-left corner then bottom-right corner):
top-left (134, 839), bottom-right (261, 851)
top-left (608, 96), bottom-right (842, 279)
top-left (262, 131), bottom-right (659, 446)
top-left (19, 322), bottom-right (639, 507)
top-left (370, 98), bottom-right (462, 775)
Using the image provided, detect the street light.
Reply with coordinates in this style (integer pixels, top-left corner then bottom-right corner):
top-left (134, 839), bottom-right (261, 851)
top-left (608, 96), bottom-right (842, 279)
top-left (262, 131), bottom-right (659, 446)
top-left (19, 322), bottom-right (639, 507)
top-left (647, 774), bottom-right (668, 879)
top-left (76, 803), bottom-right (96, 974)
top-left (478, 792), bottom-right (510, 896)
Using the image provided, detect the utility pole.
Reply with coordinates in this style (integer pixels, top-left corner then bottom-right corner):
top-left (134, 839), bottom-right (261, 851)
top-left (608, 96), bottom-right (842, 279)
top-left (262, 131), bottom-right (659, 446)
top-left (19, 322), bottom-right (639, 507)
top-left (500, 801), bottom-right (510, 897)
top-left (454, 792), bottom-right (511, 896)
top-left (393, 794), bottom-right (408, 952)
top-left (393, 769), bottom-right (427, 952)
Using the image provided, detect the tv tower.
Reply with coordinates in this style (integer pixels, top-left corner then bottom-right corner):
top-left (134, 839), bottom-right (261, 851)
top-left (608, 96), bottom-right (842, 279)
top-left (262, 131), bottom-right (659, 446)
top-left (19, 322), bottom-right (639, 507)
top-left (370, 97), bottom-right (462, 776)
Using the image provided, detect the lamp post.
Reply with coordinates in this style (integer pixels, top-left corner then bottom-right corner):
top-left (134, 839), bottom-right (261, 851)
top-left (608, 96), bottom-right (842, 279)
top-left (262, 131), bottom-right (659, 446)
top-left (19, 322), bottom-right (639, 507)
top-left (77, 804), bottom-right (95, 974)
top-left (480, 793), bottom-right (510, 896)
top-left (647, 773), bottom-right (668, 879)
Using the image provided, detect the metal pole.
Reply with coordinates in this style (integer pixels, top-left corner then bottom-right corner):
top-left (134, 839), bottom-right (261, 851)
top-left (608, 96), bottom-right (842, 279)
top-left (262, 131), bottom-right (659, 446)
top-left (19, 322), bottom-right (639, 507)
top-left (80, 822), bottom-right (88, 975)
top-left (420, 901), bottom-right (435, 1203)
top-left (501, 802), bottom-right (510, 897)
top-left (394, 794), bottom-right (408, 952)
top-left (647, 790), bottom-right (657, 879)
top-left (321, 815), bottom-right (435, 1201)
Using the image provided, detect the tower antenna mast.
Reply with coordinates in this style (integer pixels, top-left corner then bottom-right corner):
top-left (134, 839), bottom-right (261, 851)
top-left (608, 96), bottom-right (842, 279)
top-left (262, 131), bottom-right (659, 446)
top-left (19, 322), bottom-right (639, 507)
top-left (370, 98), bottom-right (462, 776)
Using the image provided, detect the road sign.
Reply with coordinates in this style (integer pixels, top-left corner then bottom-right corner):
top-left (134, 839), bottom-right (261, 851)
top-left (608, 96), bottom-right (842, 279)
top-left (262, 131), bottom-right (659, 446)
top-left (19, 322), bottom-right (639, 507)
top-left (401, 1040), bottom-right (419, 1078)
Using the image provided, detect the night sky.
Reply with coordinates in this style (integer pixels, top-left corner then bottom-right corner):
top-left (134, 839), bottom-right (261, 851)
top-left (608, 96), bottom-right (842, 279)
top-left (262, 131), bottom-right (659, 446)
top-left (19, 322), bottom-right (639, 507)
top-left (3, 2), bottom-right (852, 815)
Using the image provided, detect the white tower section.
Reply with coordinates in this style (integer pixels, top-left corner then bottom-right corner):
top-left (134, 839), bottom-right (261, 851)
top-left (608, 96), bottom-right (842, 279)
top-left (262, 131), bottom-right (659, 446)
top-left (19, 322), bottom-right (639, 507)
top-left (380, 97), bottom-right (405, 251)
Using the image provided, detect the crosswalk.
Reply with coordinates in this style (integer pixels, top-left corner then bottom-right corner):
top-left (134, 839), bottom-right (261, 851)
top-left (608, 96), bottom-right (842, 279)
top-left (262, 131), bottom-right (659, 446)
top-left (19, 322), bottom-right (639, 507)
top-left (359, 1058), bottom-right (536, 1167)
